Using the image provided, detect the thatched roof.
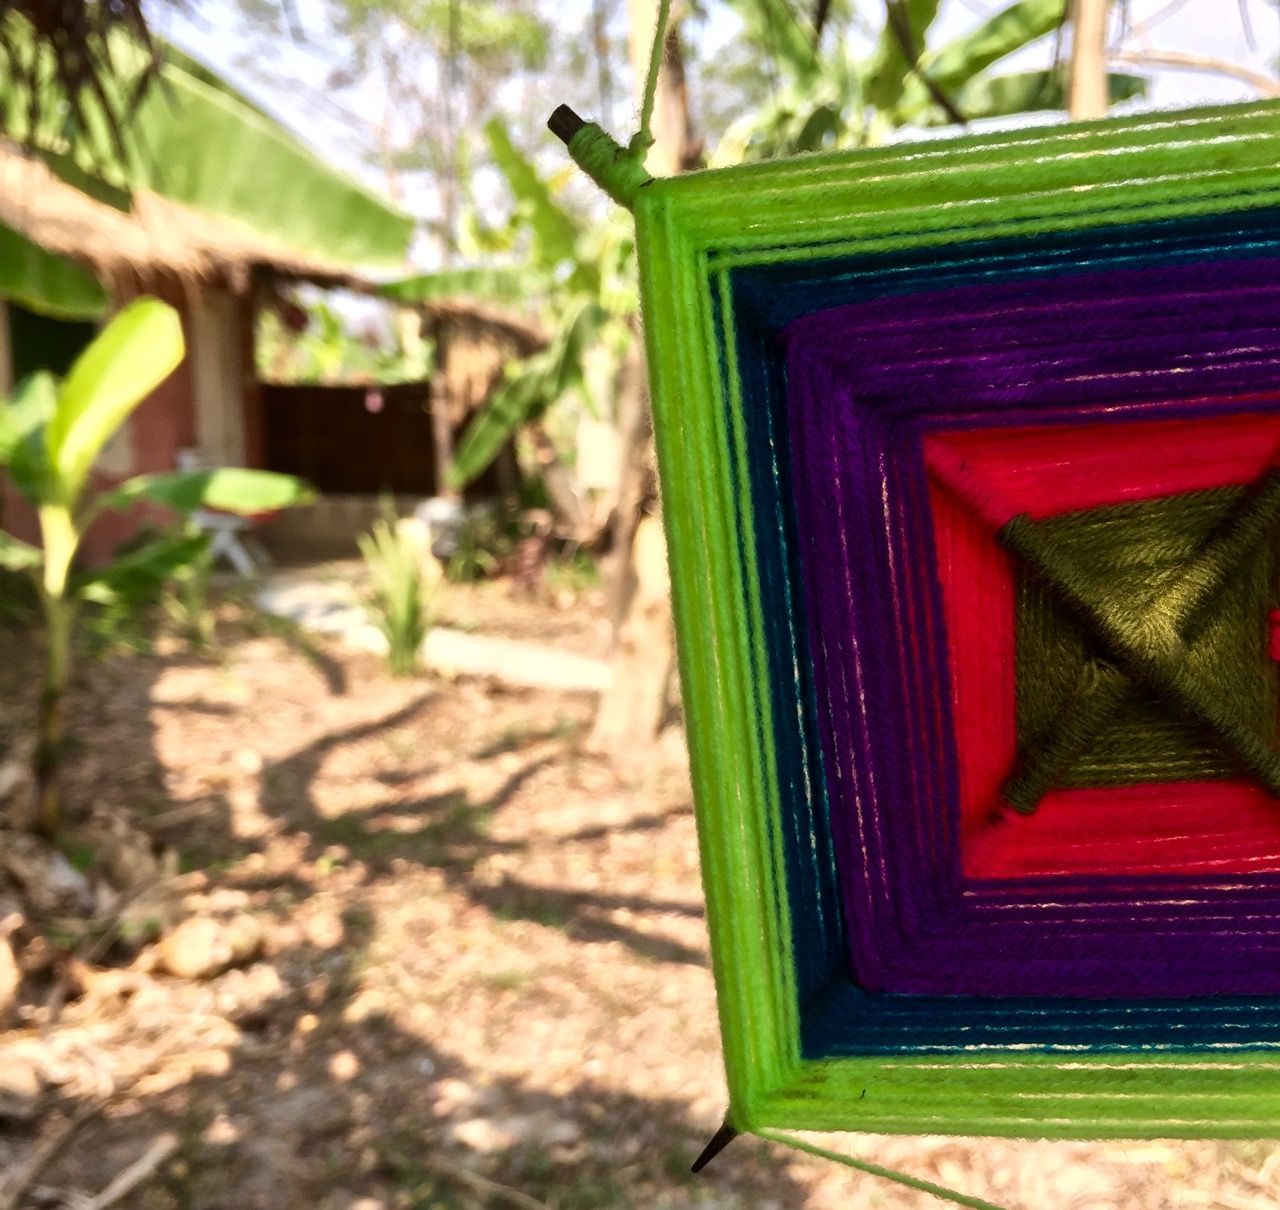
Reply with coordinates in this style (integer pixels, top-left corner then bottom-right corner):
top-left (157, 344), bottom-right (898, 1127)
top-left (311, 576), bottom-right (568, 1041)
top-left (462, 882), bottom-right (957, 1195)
top-left (0, 139), bottom-right (376, 296)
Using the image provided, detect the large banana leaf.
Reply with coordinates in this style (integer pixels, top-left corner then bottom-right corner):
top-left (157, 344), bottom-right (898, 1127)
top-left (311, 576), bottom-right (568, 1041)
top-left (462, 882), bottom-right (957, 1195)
top-left (0, 16), bottom-right (413, 272)
top-left (45, 299), bottom-right (184, 504)
top-left (127, 66), bottom-right (413, 270)
top-left (0, 225), bottom-right (107, 320)
top-left (449, 300), bottom-right (602, 490)
top-left (160, 43), bottom-right (277, 121)
top-left (112, 467), bottom-right (316, 514)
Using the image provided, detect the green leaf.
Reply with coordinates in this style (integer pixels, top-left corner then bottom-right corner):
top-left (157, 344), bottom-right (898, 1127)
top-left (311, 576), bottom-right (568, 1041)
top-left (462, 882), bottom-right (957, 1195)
top-left (128, 63), bottom-right (414, 271)
top-left (73, 531), bottom-right (210, 606)
top-left (925, 0), bottom-right (1066, 89)
top-left (0, 225), bottom-right (107, 321)
top-left (865, 0), bottom-right (943, 112)
top-left (918, 68), bottom-right (1146, 125)
top-left (380, 267), bottom-right (536, 307)
top-left (0, 371), bottom-right (55, 462)
top-left (485, 117), bottom-right (582, 272)
top-left (45, 299), bottom-right (185, 505)
top-left (1, 372), bottom-right (57, 504)
top-left (448, 300), bottom-right (601, 489)
top-left (896, 0), bottom-right (1075, 121)
top-left (0, 531), bottom-right (40, 572)
top-left (792, 103), bottom-right (842, 153)
top-left (113, 468), bottom-right (316, 515)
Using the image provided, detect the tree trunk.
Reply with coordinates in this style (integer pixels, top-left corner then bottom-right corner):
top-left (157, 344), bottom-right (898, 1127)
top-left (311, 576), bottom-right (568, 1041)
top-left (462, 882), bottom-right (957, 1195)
top-left (1069, 0), bottom-right (1110, 120)
top-left (589, 0), bottom-right (693, 756)
top-left (590, 513), bottom-right (672, 749)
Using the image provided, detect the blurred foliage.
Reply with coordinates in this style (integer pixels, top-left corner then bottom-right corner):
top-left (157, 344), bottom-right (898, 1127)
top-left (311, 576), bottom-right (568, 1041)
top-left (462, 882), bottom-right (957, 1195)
top-left (163, 529), bottom-right (219, 651)
top-left (711, 0), bottom-right (1145, 160)
top-left (358, 504), bottom-right (435, 676)
top-left (217, 0), bottom-right (550, 258)
top-left (384, 116), bottom-right (638, 492)
top-left (336, 0), bottom-right (549, 66)
top-left (257, 295), bottom-right (432, 385)
top-left (445, 506), bottom-right (515, 583)
top-left (0, 1), bottom-right (160, 161)
top-left (545, 547), bottom-right (602, 597)
top-left (79, 523), bottom-right (212, 655)
top-left (382, 1), bottom-right (1138, 497)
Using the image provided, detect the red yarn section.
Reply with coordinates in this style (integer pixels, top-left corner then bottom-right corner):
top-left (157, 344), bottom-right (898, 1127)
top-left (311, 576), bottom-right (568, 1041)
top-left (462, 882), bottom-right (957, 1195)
top-left (926, 409), bottom-right (1280, 880)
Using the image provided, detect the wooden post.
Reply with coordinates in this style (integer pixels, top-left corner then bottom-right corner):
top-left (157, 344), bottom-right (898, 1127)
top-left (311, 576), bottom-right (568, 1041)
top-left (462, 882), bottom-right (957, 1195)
top-left (1069, 0), bottom-right (1111, 120)
top-left (589, 0), bottom-right (691, 756)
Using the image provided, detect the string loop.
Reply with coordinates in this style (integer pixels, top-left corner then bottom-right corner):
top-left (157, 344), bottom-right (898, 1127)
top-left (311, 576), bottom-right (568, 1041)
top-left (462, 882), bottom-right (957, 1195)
top-left (631, 0), bottom-right (674, 157)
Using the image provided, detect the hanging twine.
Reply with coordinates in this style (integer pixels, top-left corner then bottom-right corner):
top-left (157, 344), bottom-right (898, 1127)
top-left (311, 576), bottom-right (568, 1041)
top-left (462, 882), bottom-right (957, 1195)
top-left (631, 0), bottom-right (673, 158)
top-left (547, 0), bottom-right (673, 208)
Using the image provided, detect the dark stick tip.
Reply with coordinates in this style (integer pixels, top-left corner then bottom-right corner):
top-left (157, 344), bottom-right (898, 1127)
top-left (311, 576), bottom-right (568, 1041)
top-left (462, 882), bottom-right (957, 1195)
top-left (690, 1120), bottom-right (739, 1174)
top-left (548, 104), bottom-right (586, 145)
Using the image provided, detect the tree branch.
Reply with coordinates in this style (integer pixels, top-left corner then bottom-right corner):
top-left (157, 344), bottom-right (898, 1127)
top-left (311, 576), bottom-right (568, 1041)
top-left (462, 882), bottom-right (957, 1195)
top-left (813, 0), bottom-right (832, 43)
top-left (1109, 48), bottom-right (1280, 96)
top-left (84, 1134), bottom-right (180, 1210)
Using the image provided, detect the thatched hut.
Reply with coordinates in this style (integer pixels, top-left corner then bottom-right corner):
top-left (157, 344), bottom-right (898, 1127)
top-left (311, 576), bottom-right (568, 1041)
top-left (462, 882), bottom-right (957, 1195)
top-left (0, 134), bottom-right (416, 562)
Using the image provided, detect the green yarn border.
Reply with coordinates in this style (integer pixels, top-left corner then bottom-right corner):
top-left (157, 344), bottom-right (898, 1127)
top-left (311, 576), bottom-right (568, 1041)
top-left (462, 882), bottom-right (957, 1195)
top-left (634, 98), bottom-right (1280, 1139)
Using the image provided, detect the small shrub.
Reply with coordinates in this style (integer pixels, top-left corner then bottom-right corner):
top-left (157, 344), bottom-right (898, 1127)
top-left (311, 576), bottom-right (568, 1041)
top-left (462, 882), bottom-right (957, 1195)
top-left (83, 522), bottom-right (210, 654)
top-left (444, 505), bottom-right (513, 584)
top-left (358, 509), bottom-right (434, 676)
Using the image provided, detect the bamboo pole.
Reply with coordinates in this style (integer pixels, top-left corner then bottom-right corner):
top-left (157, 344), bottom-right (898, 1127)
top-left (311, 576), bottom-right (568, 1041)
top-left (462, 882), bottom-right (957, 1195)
top-left (1070, 0), bottom-right (1111, 120)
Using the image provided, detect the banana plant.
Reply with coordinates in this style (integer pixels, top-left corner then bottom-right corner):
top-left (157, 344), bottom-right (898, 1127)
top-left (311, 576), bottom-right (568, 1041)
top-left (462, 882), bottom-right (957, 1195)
top-left (0, 298), bottom-right (315, 837)
top-left (712, 0), bottom-right (1147, 162)
top-left (382, 116), bottom-right (638, 500)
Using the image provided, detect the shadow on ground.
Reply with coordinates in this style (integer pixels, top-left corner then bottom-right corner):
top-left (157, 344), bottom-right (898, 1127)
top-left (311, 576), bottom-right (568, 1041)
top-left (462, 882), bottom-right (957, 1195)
top-left (28, 918), bottom-right (808, 1210)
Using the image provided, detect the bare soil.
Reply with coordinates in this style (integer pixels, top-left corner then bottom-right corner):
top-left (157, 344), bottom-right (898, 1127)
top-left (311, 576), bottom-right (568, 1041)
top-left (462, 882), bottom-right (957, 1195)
top-left (0, 582), bottom-right (1277, 1209)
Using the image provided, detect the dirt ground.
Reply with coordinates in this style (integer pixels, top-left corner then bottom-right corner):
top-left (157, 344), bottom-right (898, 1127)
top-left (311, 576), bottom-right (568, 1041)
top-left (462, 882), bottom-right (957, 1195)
top-left (1, 581), bottom-right (1278, 1209)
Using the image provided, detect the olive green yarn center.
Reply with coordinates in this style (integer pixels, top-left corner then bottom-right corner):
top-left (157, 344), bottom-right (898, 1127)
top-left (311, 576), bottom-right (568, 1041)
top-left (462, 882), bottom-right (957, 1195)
top-left (1007, 484), bottom-right (1280, 810)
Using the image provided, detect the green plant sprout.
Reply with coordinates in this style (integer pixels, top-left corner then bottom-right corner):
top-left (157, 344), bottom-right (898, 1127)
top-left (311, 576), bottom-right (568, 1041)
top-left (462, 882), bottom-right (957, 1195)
top-left (358, 505), bottom-right (435, 677)
top-left (0, 297), bottom-right (314, 837)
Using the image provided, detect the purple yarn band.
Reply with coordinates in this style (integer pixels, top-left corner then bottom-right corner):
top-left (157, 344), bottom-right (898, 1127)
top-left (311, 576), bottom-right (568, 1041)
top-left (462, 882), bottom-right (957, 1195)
top-left (783, 257), bottom-right (1280, 998)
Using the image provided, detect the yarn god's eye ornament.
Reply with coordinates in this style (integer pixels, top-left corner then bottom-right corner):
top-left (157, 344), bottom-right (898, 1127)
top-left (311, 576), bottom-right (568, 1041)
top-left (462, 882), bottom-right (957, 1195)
top-left (551, 95), bottom-right (1280, 1172)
